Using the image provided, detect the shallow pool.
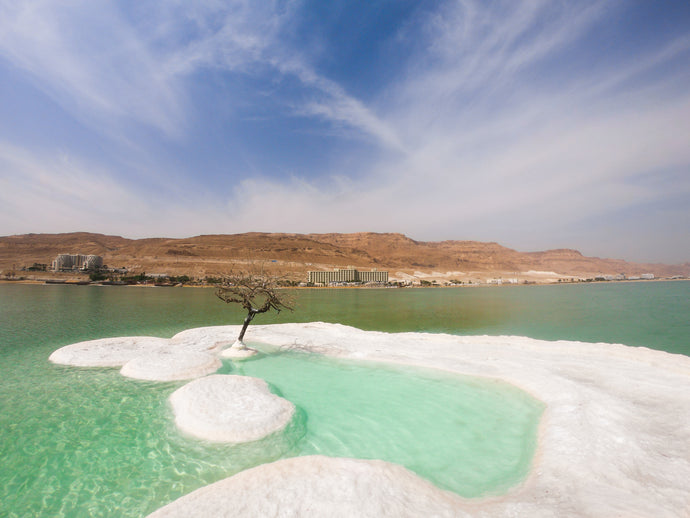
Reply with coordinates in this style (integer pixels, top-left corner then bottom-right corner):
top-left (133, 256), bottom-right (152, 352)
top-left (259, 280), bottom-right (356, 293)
top-left (236, 348), bottom-right (545, 498)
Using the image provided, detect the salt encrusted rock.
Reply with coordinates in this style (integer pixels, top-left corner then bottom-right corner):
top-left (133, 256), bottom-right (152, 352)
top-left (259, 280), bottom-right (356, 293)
top-left (48, 336), bottom-right (170, 367)
top-left (146, 456), bottom-right (470, 518)
top-left (120, 351), bottom-right (221, 381)
top-left (169, 374), bottom-right (295, 442)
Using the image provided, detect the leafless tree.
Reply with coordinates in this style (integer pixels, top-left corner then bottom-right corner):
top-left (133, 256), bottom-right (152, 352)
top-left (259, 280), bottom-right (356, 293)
top-left (215, 269), bottom-right (294, 348)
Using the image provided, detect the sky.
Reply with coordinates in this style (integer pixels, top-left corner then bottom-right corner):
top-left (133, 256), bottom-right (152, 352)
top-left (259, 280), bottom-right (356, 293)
top-left (0, 0), bottom-right (689, 264)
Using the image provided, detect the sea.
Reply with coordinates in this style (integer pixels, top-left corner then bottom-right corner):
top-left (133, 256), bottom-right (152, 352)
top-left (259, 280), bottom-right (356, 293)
top-left (0, 281), bottom-right (688, 516)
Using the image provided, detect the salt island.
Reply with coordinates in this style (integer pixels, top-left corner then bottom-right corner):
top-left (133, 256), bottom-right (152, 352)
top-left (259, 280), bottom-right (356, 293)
top-left (49, 323), bottom-right (690, 517)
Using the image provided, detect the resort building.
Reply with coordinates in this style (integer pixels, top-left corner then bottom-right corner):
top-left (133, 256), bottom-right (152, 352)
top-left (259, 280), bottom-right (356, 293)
top-left (308, 268), bottom-right (388, 285)
top-left (52, 254), bottom-right (103, 271)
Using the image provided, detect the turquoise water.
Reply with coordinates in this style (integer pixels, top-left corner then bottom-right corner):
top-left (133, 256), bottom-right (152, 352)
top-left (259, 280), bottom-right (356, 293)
top-left (1, 281), bottom-right (687, 516)
top-left (236, 352), bottom-right (543, 497)
top-left (290, 281), bottom-right (690, 355)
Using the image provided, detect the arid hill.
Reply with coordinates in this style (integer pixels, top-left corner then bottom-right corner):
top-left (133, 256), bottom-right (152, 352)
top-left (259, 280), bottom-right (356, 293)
top-left (1, 231), bottom-right (688, 282)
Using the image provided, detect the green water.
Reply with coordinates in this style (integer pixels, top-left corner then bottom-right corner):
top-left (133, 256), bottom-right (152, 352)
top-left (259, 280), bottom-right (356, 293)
top-left (1, 281), bottom-right (687, 516)
top-left (289, 282), bottom-right (690, 355)
top-left (235, 351), bottom-right (543, 496)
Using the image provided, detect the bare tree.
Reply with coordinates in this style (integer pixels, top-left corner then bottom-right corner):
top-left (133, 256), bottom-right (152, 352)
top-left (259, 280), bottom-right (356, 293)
top-left (215, 269), bottom-right (294, 352)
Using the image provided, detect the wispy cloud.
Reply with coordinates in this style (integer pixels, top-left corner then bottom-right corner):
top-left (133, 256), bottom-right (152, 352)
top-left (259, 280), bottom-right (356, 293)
top-left (0, 1), bottom-right (185, 138)
top-left (0, 0), bottom-right (688, 262)
top-left (276, 58), bottom-right (404, 151)
top-left (0, 0), bottom-right (399, 150)
top-left (0, 139), bottom-right (232, 238)
top-left (0, 141), bottom-right (147, 232)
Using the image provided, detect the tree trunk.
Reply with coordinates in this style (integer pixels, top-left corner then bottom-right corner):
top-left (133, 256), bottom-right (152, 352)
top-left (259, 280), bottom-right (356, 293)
top-left (237, 309), bottom-right (258, 342)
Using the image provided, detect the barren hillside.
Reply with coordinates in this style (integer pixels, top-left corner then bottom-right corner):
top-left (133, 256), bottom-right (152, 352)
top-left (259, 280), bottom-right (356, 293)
top-left (1, 231), bottom-right (688, 281)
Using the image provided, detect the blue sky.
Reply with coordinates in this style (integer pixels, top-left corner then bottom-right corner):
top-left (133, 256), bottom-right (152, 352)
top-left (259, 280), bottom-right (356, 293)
top-left (0, 0), bottom-right (689, 263)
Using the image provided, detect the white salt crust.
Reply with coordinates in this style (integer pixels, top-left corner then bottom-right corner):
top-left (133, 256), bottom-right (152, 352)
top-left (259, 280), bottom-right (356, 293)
top-left (51, 322), bottom-right (690, 516)
top-left (147, 455), bottom-right (470, 518)
top-left (168, 374), bottom-right (295, 443)
top-left (220, 339), bottom-right (259, 359)
top-left (48, 336), bottom-right (171, 367)
top-left (120, 351), bottom-right (221, 381)
top-left (48, 326), bottom-right (241, 369)
top-left (154, 322), bottom-right (690, 518)
top-left (48, 326), bottom-right (244, 380)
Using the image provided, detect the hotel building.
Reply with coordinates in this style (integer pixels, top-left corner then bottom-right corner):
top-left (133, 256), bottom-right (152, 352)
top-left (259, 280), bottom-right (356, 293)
top-left (52, 254), bottom-right (103, 271)
top-left (307, 268), bottom-right (388, 285)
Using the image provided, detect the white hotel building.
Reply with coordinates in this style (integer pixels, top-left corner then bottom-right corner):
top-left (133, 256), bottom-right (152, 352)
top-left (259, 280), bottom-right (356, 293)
top-left (52, 254), bottom-right (103, 271)
top-left (307, 268), bottom-right (388, 285)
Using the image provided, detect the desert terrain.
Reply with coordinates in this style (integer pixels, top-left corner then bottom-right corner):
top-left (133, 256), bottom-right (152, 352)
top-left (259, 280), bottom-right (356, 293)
top-left (1, 231), bottom-right (688, 284)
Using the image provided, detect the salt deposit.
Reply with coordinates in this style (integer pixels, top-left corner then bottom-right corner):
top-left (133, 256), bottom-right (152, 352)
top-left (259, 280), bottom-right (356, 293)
top-left (220, 339), bottom-right (259, 359)
top-left (146, 456), bottom-right (470, 518)
top-left (148, 322), bottom-right (690, 517)
top-left (168, 325), bottom-right (242, 354)
top-left (48, 336), bottom-right (171, 367)
top-left (48, 327), bottom-right (244, 379)
top-left (169, 374), bottom-right (295, 443)
top-left (52, 323), bottom-right (690, 516)
top-left (120, 351), bottom-right (221, 381)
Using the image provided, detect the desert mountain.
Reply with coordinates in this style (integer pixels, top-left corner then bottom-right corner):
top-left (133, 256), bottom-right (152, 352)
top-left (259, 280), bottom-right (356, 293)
top-left (1, 231), bottom-right (688, 281)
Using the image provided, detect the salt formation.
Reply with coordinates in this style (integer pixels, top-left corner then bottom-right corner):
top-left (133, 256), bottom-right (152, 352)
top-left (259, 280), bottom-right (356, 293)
top-left (120, 351), bottom-right (221, 381)
top-left (147, 455), bottom-right (469, 518)
top-left (241, 323), bottom-right (690, 517)
top-left (169, 374), bottom-right (295, 442)
top-left (48, 336), bottom-right (171, 367)
top-left (48, 327), bottom-right (244, 380)
top-left (153, 323), bottom-right (690, 517)
top-left (51, 322), bottom-right (690, 516)
top-left (220, 339), bottom-right (259, 359)
top-left (167, 325), bottom-right (241, 355)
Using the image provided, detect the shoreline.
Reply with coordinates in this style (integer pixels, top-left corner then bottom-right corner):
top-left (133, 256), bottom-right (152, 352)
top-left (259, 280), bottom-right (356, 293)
top-left (1, 277), bottom-right (687, 289)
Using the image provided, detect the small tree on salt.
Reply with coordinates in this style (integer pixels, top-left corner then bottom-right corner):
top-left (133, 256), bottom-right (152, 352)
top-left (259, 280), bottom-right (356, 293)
top-left (215, 269), bottom-right (294, 357)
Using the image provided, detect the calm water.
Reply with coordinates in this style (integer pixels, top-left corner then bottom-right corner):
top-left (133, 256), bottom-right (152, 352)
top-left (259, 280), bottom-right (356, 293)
top-left (0, 281), bottom-right (688, 516)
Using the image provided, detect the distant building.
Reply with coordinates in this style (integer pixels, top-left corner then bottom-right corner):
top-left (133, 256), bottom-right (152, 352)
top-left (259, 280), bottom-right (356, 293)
top-left (52, 254), bottom-right (103, 271)
top-left (308, 268), bottom-right (388, 285)
top-left (83, 255), bottom-right (103, 270)
top-left (641, 273), bottom-right (655, 280)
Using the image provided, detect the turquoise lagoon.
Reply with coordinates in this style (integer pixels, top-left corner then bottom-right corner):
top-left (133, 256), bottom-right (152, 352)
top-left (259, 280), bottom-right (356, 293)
top-left (1, 281), bottom-right (688, 516)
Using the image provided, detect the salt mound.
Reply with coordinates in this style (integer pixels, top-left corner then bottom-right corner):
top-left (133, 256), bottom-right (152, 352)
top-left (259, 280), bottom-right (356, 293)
top-left (48, 326), bottom-right (244, 377)
top-left (120, 351), bottom-right (221, 381)
top-left (49, 326), bottom-right (245, 369)
top-left (48, 336), bottom-right (170, 367)
top-left (169, 325), bottom-right (241, 354)
top-left (147, 456), bottom-right (469, 518)
top-left (169, 374), bottom-right (295, 442)
top-left (220, 340), bottom-right (259, 359)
